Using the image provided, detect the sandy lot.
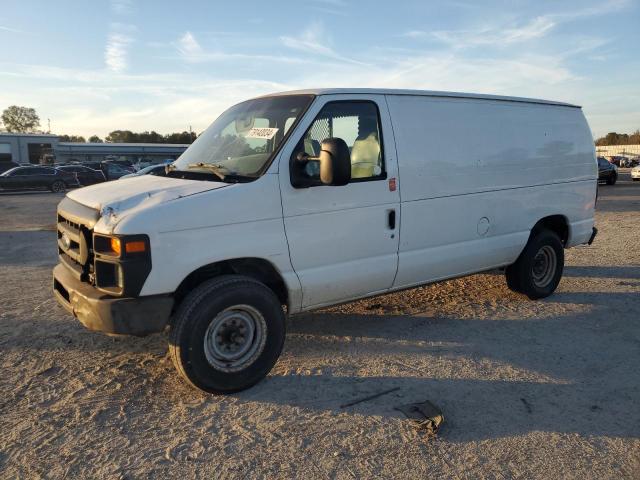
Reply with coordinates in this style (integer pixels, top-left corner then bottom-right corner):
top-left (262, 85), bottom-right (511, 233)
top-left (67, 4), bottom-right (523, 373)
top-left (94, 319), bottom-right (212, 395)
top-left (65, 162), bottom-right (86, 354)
top-left (1, 174), bottom-right (639, 479)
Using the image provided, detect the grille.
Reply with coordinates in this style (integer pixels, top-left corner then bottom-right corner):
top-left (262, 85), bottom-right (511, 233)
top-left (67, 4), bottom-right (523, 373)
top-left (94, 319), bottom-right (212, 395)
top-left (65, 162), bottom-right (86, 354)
top-left (57, 212), bottom-right (93, 280)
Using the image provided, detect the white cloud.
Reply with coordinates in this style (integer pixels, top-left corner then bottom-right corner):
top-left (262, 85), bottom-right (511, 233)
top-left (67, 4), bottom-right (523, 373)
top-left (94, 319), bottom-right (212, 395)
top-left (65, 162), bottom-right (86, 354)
top-left (110, 0), bottom-right (133, 15)
top-left (176, 31), bottom-right (203, 59)
top-left (407, 0), bottom-right (631, 49)
top-left (105, 24), bottom-right (135, 72)
top-left (0, 25), bottom-right (23, 34)
top-left (171, 31), bottom-right (325, 65)
top-left (429, 16), bottom-right (556, 48)
top-left (401, 30), bottom-right (428, 39)
top-left (280, 21), bottom-right (366, 65)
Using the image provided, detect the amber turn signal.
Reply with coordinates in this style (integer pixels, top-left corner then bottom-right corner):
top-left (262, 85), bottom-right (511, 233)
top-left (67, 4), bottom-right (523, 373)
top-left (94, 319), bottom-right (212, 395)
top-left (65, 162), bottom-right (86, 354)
top-left (110, 237), bottom-right (122, 256)
top-left (125, 240), bottom-right (146, 253)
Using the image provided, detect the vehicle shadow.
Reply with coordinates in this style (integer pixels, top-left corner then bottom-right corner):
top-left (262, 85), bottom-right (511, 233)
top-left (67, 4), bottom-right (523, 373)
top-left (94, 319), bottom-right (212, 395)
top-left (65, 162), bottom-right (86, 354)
top-left (243, 373), bottom-right (639, 442)
top-left (562, 265), bottom-right (640, 279)
top-left (234, 301), bottom-right (639, 441)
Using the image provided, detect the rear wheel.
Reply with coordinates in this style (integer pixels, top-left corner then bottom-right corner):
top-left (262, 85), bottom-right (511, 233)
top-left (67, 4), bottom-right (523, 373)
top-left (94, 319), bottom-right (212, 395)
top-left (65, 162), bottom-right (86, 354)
top-left (505, 229), bottom-right (564, 299)
top-left (606, 173), bottom-right (617, 185)
top-left (50, 180), bottom-right (65, 193)
top-left (169, 275), bottom-right (286, 393)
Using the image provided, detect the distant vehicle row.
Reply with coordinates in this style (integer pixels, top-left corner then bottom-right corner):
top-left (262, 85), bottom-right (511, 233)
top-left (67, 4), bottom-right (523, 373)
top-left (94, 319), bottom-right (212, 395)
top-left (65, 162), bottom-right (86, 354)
top-left (0, 166), bottom-right (79, 192)
top-left (0, 160), bottom-right (170, 192)
top-left (603, 155), bottom-right (640, 168)
top-left (1, 155), bottom-right (636, 194)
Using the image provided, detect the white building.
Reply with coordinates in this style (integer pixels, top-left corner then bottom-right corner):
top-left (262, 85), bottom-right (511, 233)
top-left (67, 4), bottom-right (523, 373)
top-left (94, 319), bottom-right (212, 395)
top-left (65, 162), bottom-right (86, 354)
top-left (0, 133), bottom-right (188, 165)
top-left (595, 144), bottom-right (640, 157)
top-left (0, 133), bottom-right (59, 164)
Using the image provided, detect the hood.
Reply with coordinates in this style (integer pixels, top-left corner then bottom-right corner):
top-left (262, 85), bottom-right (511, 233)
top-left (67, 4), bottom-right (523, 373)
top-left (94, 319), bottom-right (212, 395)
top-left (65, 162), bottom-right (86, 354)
top-left (66, 175), bottom-right (230, 231)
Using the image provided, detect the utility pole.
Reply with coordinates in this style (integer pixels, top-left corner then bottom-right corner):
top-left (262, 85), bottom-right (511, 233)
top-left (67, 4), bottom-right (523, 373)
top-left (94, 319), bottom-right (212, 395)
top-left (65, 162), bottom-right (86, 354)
top-left (47, 118), bottom-right (51, 133)
top-left (189, 125), bottom-right (193, 142)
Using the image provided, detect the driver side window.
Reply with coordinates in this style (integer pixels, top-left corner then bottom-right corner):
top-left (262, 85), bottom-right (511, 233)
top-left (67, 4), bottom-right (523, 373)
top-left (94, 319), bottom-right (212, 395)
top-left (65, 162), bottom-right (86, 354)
top-left (293, 101), bottom-right (385, 183)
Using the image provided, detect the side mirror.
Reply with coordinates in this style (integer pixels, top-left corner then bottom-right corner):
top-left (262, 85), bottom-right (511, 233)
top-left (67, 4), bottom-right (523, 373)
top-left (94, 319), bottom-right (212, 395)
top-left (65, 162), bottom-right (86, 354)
top-left (317, 138), bottom-right (351, 186)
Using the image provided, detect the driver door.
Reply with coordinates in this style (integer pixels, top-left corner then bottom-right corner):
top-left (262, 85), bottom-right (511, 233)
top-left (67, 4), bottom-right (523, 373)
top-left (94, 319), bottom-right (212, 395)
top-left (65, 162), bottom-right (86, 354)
top-left (278, 94), bottom-right (400, 309)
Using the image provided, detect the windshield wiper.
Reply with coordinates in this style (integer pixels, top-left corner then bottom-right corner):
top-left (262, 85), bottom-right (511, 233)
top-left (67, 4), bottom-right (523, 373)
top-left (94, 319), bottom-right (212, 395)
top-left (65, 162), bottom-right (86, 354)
top-left (187, 162), bottom-right (230, 180)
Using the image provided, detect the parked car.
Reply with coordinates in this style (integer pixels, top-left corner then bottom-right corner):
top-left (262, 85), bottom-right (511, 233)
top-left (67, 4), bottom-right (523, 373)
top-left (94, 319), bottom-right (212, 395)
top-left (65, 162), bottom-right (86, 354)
top-left (103, 161), bottom-right (135, 180)
top-left (598, 156), bottom-right (617, 185)
top-left (631, 165), bottom-right (640, 181)
top-left (0, 161), bottom-right (20, 174)
top-left (57, 165), bottom-right (106, 186)
top-left (120, 163), bottom-right (168, 179)
top-left (133, 158), bottom-right (174, 171)
top-left (53, 88), bottom-right (598, 394)
top-left (0, 165), bottom-right (79, 192)
top-left (106, 158), bottom-right (136, 170)
top-left (68, 160), bottom-right (134, 180)
top-left (70, 161), bottom-right (103, 171)
top-left (619, 156), bottom-right (634, 168)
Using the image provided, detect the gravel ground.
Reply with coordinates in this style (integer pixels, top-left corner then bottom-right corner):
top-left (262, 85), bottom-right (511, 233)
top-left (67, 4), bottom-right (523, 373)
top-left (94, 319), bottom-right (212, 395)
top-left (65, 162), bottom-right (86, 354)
top-left (1, 174), bottom-right (639, 479)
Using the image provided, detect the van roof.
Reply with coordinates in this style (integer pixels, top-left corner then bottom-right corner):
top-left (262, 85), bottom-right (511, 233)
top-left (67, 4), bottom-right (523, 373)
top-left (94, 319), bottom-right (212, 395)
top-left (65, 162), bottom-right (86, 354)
top-left (259, 88), bottom-right (580, 108)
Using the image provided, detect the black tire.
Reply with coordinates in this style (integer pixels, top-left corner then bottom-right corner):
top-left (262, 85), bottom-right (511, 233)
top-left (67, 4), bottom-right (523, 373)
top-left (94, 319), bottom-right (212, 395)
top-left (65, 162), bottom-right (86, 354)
top-left (169, 275), bottom-right (286, 394)
top-left (606, 173), bottom-right (617, 185)
top-left (505, 229), bottom-right (564, 300)
top-left (50, 180), bottom-right (65, 193)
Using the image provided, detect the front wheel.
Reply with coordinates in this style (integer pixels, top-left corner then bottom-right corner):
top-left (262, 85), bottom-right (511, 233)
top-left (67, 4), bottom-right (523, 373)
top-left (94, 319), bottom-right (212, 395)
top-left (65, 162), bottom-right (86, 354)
top-left (169, 275), bottom-right (286, 393)
top-left (505, 229), bottom-right (564, 300)
top-left (50, 180), bottom-right (66, 193)
top-left (606, 173), bottom-right (617, 185)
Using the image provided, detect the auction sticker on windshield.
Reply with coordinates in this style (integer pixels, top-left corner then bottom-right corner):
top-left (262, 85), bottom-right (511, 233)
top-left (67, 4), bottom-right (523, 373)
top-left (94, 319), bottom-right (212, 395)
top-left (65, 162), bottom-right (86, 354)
top-left (244, 127), bottom-right (279, 140)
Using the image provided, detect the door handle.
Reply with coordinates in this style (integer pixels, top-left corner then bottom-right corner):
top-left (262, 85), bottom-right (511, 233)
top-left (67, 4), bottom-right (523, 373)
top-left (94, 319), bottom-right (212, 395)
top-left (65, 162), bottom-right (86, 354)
top-left (387, 209), bottom-right (396, 230)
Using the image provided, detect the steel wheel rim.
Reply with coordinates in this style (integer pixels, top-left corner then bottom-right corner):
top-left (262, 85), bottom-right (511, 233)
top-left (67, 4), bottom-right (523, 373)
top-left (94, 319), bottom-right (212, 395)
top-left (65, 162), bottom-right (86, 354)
top-left (203, 304), bottom-right (267, 372)
top-left (532, 245), bottom-right (557, 288)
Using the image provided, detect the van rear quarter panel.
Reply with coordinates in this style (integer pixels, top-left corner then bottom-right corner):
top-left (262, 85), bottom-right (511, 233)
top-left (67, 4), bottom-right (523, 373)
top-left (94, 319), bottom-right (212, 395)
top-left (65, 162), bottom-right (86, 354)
top-left (386, 94), bottom-right (596, 287)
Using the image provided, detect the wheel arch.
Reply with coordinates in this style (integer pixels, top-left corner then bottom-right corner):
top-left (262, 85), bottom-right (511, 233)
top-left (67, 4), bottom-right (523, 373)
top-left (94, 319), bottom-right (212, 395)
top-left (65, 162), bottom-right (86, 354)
top-left (530, 214), bottom-right (570, 246)
top-left (173, 257), bottom-right (290, 312)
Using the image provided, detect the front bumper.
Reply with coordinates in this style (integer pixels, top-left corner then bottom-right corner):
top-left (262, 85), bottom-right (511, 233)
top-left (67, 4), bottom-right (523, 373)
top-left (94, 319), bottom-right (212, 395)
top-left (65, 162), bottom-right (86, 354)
top-left (631, 170), bottom-right (640, 179)
top-left (53, 263), bottom-right (173, 336)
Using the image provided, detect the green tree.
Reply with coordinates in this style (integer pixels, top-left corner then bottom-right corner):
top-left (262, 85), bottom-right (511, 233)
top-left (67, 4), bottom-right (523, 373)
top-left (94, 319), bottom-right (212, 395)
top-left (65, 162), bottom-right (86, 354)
top-left (594, 131), bottom-right (639, 146)
top-left (105, 129), bottom-right (197, 143)
top-left (88, 135), bottom-right (103, 143)
top-left (165, 131), bottom-right (197, 143)
top-left (105, 130), bottom-right (137, 143)
top-left (1, 105), bottom-right (40, 133)
top-left (58, 134), bottom-right (86, 142)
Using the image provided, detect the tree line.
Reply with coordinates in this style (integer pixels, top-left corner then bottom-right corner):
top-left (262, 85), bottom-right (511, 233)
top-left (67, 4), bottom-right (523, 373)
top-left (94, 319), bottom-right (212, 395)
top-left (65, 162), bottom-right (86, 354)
top-left (1, 105), bottom-right (196, 144)
top-left (594, 130), bottom-right (640, 146)
top-left (58, 131), bottom-right (197, 144)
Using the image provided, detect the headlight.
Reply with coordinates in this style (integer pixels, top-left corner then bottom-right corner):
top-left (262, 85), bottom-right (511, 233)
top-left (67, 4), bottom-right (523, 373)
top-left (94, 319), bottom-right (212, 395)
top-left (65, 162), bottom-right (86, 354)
top-left (92, 234), bottom-right (151, 296)
top-left (94, 234), bottom-right (148, 257)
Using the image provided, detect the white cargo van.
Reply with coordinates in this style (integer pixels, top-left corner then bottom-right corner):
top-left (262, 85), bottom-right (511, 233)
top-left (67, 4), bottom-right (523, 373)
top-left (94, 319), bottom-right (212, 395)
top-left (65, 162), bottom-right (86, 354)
top-left (53, 89), bottom-right (598, 393)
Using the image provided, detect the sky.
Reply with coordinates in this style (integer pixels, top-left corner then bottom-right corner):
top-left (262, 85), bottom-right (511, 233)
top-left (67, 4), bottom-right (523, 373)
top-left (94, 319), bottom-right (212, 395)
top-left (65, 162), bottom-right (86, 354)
top-left (0, 0), bottom-right (638, 139)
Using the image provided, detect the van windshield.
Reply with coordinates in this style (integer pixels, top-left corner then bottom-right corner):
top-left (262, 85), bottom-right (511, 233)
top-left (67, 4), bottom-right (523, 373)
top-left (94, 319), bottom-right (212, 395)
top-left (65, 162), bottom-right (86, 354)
top-left (171, 95), bottom-right (314, 181)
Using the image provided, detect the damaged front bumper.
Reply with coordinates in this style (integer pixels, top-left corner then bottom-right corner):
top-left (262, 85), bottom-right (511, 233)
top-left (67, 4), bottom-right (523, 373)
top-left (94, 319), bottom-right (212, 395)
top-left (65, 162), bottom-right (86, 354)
top-left (53, 263), bottom-right (173, 336)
